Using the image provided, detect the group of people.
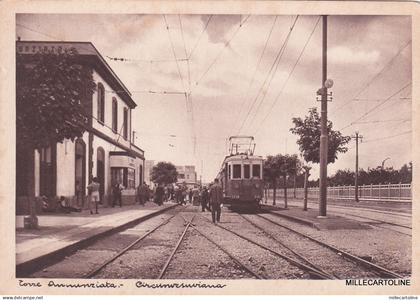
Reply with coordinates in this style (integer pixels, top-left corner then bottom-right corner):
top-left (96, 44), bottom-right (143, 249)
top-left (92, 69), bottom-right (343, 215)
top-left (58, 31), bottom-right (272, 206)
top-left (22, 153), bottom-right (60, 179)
top-left (43, 175), bottom-right (224, 223)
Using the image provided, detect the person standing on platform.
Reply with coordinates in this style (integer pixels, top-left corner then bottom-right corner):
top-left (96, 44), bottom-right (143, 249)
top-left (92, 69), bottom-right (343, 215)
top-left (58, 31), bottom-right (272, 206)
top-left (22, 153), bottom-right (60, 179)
top-left (137, 182), bottom-right (146, 206)
top-left (87, 177), bottom-right (100, 214)
top-left (155, 183), bottom-right (164, 206)
top-left (209, 178), bottom-right (223, 223)
top-left (112, 180), bottom-right (124, 208)
top-left (200, 186), bottom-right (210, 212)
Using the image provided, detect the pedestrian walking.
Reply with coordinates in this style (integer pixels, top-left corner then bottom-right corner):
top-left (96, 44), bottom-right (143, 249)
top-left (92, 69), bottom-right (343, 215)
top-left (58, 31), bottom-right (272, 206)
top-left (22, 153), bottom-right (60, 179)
top-left (200, 186), bottom-right (210, 212)
top-left (192, 187), bottom-right (200, 206)
top-left (209, 178), bottom-right (223, 223)
top-left (188, 189), bottom-right (193, 203)
top-left (155, 183), bottom-right (164, 206)
top-left (145, 184), bottom-right (151, 202)
top-left (181, 186), bottom-right (187, 205)
top-left (87, 177), bottom-right (100, 214)
top-left (112, 180), bottom-right (124, 207)
top-left (137, 182), bottom-right (147, 206)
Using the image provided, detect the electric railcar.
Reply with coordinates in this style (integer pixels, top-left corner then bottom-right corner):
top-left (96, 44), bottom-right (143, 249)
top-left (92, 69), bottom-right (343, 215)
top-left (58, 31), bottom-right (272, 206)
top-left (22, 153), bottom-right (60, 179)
top-left (217, 136), bottom-right (264, 210)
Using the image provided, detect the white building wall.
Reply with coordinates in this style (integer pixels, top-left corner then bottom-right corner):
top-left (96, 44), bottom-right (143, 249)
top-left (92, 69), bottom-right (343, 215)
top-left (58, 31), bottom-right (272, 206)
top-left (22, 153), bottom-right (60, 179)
top-left (91, 71), bottom-right (131, 149)
top-left (55, 132), bottom-right (90, 197)
top-left (56, 140), bottom-right (75, 197)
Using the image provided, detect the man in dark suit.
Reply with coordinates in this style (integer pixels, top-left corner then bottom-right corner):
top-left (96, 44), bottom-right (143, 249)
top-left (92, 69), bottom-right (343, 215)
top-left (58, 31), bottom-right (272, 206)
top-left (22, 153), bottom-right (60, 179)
top-left (209, 178), bottom-right (223, 223)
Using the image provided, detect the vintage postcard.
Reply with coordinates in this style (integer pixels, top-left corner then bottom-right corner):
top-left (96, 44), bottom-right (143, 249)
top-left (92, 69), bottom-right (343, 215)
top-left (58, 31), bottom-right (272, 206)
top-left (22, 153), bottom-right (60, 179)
top-left (0, 0), bottom-right (419, 296)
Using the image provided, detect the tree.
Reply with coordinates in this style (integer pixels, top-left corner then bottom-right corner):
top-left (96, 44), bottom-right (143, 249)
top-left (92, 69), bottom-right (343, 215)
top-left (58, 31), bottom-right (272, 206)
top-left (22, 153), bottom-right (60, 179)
top-left (278, 154), bottom-right (300, 209)
top-left (290, 107), bottom-right (351, 164)
top-left (263, 156), bottom-right (281, 206)
top-left (399, 162), bottom-right (412, 183)
top-left (151, 162), bottom-right (178, 185)
top-left (17, 48), bottom-right (95, 150)
top-left (264, 154), bottom-right (300, 208)
top-left (16, 48), bottom-right (95, 197)
top-left (329, 169), bottom-right (355, 186)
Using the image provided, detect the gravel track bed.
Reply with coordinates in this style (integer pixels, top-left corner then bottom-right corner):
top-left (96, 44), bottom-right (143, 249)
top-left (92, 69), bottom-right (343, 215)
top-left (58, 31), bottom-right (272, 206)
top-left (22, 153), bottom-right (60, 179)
top-left (30, 207), bottom-right (184, 278)
top-left (94, 213), bottom-right (189, 279)
top-left (243, 213), bottom-right (377, 279)
top-left (163, 229), bottom-right (254, 279)
top-left (196, 210), bottom-right (309, 279)
top-left (262, 212), bottom-right (411, 277)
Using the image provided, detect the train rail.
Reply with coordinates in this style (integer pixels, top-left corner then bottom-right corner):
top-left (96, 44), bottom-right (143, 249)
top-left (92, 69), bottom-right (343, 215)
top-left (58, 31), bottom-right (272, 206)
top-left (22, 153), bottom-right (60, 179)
top-left (198, 216), bottom-right (333, 279)
top-left (84, 214), bottom-right (178, 278)
top-left (158, 215), bottom-right (195, 279)
top-left (180, 215), bottom-right (265, 279)
top-left (258, 213), bottom-right (403, 279)
top-left (238, 214), bottom-right (337, 279)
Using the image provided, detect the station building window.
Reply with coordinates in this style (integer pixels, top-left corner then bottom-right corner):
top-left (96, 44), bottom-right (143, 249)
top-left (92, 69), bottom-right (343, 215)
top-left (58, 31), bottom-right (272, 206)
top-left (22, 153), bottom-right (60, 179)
top-left (123, 107), bottom-right (128, 140)
top-left (97, 83), bottom-right (105, 123)
top-left (232, 164), bottom-right (241, 179)
top-left (111, 167), bottom-right (136, 189)
top-left (112, 97), bottom-right (118, 133)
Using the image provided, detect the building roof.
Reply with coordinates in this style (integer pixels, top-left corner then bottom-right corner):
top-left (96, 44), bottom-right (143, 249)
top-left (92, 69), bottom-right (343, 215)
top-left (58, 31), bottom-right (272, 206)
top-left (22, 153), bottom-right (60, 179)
top-left (16, 40), bottom-right (137, 109)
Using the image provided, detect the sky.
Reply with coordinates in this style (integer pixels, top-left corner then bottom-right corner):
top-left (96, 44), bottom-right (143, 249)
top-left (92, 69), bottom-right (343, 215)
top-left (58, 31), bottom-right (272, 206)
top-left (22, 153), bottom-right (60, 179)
top-left (16, 14), bottom-right (412, 183)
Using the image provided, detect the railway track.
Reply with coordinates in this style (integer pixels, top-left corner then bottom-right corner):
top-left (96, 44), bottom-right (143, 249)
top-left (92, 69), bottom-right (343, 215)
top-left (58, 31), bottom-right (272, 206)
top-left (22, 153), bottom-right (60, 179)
top-left (257, 213), bottom-right (403, 279)
top-left (265, 205), bottom-right (412, 236)
top-left (179, 215), bottom-right (264, 279)
top-left (85, 209), bottom-right (264, 279)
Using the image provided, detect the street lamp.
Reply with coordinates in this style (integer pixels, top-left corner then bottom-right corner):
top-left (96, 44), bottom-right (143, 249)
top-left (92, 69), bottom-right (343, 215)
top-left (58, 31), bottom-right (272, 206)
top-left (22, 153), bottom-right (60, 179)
top-left (381, 157), bottom-right (390, 169)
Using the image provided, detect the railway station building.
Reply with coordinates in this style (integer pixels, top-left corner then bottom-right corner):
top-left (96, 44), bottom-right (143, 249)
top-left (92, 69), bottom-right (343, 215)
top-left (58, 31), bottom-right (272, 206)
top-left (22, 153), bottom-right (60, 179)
top-left (16, 41), bottom-right (145, 212)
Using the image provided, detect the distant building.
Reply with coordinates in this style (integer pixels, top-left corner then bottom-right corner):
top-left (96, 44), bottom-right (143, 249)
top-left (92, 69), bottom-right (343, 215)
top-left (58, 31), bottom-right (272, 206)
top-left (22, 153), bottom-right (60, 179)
top-left (176, 165), bottom-right (197, 188)
top-left (16, 40), bottom-right (145, 211)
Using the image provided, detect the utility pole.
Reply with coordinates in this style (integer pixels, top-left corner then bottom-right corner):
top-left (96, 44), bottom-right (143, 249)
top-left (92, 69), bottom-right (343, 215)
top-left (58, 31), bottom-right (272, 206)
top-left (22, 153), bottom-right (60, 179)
top-left (352, 132), bottom-right (363, 202)
top-left (318, 15), bottom-right (331, 217)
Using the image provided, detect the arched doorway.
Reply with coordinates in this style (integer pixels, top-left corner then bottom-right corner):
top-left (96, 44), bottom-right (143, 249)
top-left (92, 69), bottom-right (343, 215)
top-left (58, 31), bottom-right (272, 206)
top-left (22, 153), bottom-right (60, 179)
top-left (75, 139), bottom-right (86, 207)
top-left (97, 147), bottom-right (105, 204)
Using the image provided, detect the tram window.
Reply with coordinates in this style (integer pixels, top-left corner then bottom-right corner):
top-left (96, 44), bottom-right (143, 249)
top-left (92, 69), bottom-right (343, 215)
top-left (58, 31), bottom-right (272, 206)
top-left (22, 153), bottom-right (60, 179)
top-left (228, 165), bottom-right (231, 179)
top-left (232, 164), bottom-right (241, 179)
top-left (252, 164), bottom-right (261, 178)
top-left (244, 164), bottom-right (250, 179)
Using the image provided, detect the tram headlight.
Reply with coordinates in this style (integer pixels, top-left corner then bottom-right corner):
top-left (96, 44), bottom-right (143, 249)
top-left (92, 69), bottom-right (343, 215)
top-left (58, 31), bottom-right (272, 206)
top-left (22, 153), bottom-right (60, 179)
top-left (254, 183), bottom-right (260, 189)
top-left (234, 183), bottom-right (239, 189)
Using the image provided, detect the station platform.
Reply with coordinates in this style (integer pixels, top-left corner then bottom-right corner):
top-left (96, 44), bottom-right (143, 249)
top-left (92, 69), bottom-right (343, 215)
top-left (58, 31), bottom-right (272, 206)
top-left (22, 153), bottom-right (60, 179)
top-left (16, 201), bottom-right (178, 276)
top-left (261, 204), bottom-right (372, 230)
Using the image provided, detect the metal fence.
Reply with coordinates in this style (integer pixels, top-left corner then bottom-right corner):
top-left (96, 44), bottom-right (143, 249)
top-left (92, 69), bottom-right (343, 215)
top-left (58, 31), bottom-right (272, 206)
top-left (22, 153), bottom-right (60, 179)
top-left (266, 183), bottom-right (412, 202)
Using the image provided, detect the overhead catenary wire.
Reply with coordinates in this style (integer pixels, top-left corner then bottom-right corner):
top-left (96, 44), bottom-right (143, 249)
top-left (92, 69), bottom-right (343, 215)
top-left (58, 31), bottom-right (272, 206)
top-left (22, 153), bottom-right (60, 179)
top-left (229, 15), bottom-right (278, 137)
top-left (236, 15), bottom-right (300, 135)
top-left (188, 15), bottom-right (213, 60)
top-left (104, 89), bottom-right (186, 95)
top-left (179, 15), bottom-right (197, 155)
top-left (162, 14), bottom-right (187, 93)
top-left (353, 118), bottom-right (411, 125)
top-left (331, 40), bottom-right (412, 114)
top-left (363, 130), bottom-right (411, 143)
top-left (105, 55), bottom-right (188, 63)
top-left (252, 16), bottom-right (321, 135)
top-left (339, 82), bottom-right (412, 131)
top-left (245, 16), bottom-right (304, 132)
top-left (192, 15), bottom-right (251, 90)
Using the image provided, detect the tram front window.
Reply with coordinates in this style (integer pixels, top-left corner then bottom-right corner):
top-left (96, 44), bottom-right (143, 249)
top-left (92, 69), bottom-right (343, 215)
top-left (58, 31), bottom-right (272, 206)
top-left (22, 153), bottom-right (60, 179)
top-left (233, 164), bottom-right (241, 179)
top-left (252, 164), bottom-right (261, 179)
top-left (244, 164), bottom-right (250, 179)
